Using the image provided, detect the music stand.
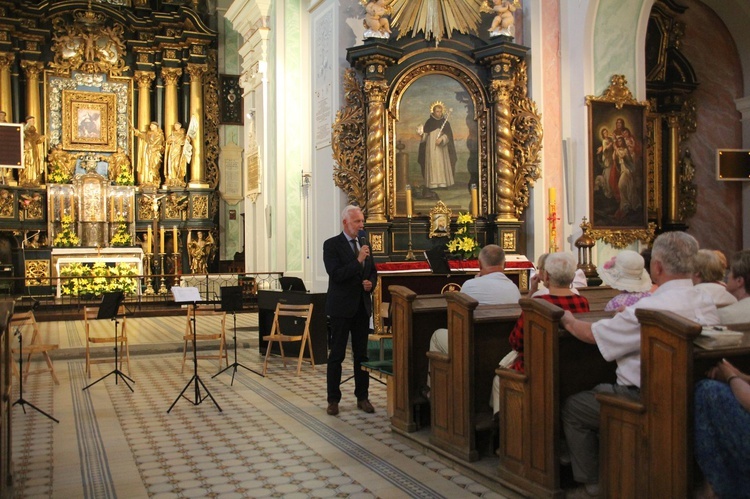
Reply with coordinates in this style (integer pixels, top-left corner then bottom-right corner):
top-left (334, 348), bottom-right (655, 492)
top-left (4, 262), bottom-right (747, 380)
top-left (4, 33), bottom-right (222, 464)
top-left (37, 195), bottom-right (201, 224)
top-left (424, 248), bottom-right (452, 274)
top-left (83, 292), bottom-right (134, 392)
top-left (213, 286), bottom-right (263, 385)
top-left (12, 301), bottom-right (59, 423)
top-left (168, 286), bottom-right (222, 413)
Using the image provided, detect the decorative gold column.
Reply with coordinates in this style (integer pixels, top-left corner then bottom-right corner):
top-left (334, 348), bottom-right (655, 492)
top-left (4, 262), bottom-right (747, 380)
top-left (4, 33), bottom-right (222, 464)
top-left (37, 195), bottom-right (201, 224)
top-left (490, 78), bottom-right (516, 220)
top-left (666, 113), bottom-right (681, 224)
top-left (186, 63), bottom-right (207, 187)
top-left (20, 60), bottom-right (44, 125)
top-left (162, 68), bottom-right (181, 139)
top-left (134, 71), bottom-right (155, 175)
top-left (0, 53), bottom-right (14, 121)
top-left (364, 79), bottom-right (388, 223)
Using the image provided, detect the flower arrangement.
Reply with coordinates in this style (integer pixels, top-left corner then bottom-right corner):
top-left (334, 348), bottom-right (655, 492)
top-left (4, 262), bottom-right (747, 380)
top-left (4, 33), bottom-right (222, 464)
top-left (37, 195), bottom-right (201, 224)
top-left (47, 166), bottom-right (72, 184)
top-left (59, 261), bottom-right (138, 297)
top-left (115, 170), bottom-right (134, 186)
top-left (446, 212), bottom-right (479, 260)
top-left (53, 215), bottom-right (80, 247)
top-left (109, 216), bottom-right (133, 247)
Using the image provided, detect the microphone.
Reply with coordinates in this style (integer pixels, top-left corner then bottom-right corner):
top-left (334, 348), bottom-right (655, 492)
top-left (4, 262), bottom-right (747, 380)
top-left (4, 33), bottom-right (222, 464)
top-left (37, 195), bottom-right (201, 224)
top-left (357, 229), bottom-right (369, 249)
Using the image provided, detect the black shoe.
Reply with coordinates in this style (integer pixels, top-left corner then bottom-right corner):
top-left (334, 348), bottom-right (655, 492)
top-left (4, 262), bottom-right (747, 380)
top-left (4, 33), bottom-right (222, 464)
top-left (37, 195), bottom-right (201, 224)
top-left (326, 402), bottom-right (339, 416)
top-left (357, 399), bottom-right (374, 413)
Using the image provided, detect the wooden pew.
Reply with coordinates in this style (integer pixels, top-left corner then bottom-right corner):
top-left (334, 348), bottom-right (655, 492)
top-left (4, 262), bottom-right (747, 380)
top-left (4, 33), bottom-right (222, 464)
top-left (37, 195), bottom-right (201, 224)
top-left (390, 285), bottom-right (448, 432)
top-left (427, 291), bottom-right (521, 462)
top-left (577, 285), bottom-right (621, 311)
top-left (496, 298), bottom-right (615, 498)
top-left (598, 311), bottom-right (750, 498)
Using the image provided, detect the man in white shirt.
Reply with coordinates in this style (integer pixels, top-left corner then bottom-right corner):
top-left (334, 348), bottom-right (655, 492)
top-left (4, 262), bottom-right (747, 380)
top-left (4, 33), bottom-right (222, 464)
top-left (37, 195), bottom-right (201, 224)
top-left (429, 244), bottom-right (521, 354)
top-left (559, 232), bottom-right (719, 496)
top-left (718, 249), bottom-right (750, 324)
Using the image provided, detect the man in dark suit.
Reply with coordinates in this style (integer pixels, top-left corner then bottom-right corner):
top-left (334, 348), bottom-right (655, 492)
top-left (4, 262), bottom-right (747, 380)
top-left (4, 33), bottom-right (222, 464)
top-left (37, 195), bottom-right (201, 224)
top-left (323, 205), bottom-right (377, 415)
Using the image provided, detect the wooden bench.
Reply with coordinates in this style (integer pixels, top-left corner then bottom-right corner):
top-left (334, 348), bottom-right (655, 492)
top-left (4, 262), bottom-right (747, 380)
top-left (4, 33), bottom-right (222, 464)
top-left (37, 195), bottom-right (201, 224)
top-left (427, 292), bottom-right (521, 462)
top-left (598, 312), bottom-right (750, 498)
top-left (390, 285), bottom-right (448, 432)
top-left (577, 285), bottom-right (621, 311)
top-left (496, 298), bottom-right (615, 498)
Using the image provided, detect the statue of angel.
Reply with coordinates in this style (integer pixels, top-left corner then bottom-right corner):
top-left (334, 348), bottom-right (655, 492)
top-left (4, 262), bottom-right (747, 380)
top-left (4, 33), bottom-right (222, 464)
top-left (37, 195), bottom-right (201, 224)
top-left (363, 0), bottom-right (392, 39)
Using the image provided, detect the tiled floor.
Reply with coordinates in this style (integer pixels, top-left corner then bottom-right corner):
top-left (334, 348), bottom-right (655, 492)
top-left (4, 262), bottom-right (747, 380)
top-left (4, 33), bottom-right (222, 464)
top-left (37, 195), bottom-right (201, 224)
top-left (9, 312), bottom-right (523, 498)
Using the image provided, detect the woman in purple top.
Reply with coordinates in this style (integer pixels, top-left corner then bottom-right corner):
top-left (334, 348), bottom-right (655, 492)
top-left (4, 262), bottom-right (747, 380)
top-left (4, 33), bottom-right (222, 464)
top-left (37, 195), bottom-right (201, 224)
top-left (598, 250), bottom-right (653, 312)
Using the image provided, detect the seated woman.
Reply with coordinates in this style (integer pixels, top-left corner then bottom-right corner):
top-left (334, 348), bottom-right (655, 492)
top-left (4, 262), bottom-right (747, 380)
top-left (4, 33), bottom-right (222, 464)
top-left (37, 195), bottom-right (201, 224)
top-left (491, 252), bottom-right (589, 414)
top-left (694, 359), bottom-right (750, 498)
top-left (598, 250), bottom-right (653, 312)
top-left (529, 252), bottom-right (583, 298)
top-left (693, 249), bottom-right (737, 308)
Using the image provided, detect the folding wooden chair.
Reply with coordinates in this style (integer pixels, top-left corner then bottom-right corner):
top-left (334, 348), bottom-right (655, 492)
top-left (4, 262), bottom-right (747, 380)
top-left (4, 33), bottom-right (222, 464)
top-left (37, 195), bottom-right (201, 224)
top-left (181, 305), bottom-right (228, 373)
top-left (262, 303), bottom-right (315, 375)
top-left (10, 310), bottom-right (59, 385)
top-left (84, 306), bottom-right (130, 378)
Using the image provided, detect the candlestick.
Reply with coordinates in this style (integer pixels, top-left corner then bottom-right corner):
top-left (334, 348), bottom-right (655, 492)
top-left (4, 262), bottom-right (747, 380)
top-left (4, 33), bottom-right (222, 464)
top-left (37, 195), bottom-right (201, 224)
top-left (147, 226), bottom-right (152, 253)
top-left (470, 184), bottom-right (478, 218)
top-left (173, 227), bottom-right (178, 253)
top-left (405, 184), bottom-right (413, 217)
top-left (160, 227), bottom-right (165, 252)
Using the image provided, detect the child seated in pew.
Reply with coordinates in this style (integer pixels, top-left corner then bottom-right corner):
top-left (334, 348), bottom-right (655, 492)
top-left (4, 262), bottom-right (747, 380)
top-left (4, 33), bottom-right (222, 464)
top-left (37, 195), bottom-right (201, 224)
top-left (491, 252), bottom-right (590, 413)
top-left (694, 358), bottom-right (750, 498)
top-left (598, 250), bottom-right (653, 312)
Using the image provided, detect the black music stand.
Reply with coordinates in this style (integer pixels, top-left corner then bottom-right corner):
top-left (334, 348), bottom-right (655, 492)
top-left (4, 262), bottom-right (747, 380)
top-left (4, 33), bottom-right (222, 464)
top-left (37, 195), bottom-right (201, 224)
top-left (12, 302), bottom-right (59, 423)
top-left (83, 292), bottom-right (134, 392)
top-left (168, 286), bottom-right (222, 413)
top-left (213, 286), bottom-right (263, 385)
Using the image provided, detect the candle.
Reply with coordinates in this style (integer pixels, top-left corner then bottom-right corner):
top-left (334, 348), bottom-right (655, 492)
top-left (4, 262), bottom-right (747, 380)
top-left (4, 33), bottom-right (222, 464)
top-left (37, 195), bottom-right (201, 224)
top-left (58, 194), bottom-right (63, 216)
top-left (147, 226), bottom-right (152, 253)
top-left (405, 185), bottom-right (413, 217)
top-left (119, 197), bottom-right (124, 218)
top-left (470, 184), bottom-right (478, 218)
top-left (160, 227), bottom-right (165, 253)
top-left (173, 227), bottom-right (178, 253)
top-left (129, 200), bottom-right (133, 222)
top-left (111, 200), bottom-right (115, 220)
top-left (549, 187), bottom-right (556, 207)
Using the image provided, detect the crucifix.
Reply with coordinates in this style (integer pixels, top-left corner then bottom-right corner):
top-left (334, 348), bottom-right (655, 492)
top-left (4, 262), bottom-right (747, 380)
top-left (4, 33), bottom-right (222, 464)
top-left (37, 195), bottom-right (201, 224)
top-left (142, 192), bottom-right (166, 255)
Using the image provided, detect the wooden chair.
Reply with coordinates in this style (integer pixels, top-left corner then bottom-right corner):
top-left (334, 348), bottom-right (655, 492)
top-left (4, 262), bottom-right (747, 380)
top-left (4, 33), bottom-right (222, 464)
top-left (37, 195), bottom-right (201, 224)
top-left (262, 303), bottom-right (315, 375)
top-left (84, 306), bottom-right (130, 379)
top-left (181, 305), bottom-right (228, 373)
top-left (10, 310), bottom-right (59, 385)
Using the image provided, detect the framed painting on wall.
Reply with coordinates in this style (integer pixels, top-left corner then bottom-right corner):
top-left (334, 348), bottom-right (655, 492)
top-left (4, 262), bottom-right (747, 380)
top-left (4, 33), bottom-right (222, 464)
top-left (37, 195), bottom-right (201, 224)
top-left (62, 90), bottom-right (117, 153)
top-left (586, 75), bottom-right (655, 247)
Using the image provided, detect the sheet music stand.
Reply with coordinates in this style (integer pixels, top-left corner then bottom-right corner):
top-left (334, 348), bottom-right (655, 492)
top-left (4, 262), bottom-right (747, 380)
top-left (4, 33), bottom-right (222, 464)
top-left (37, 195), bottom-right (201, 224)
top-left (168, 286), bottom-right (222, 413)
top-left (83, 292), bottom-right (134, 392)
top-left (213, 286), bottom-right (263, 385)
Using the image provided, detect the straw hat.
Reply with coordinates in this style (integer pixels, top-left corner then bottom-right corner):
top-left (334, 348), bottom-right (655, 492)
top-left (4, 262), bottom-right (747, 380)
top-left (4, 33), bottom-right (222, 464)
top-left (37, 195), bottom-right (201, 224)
top-left (597, 250), bottom-right (652, 292)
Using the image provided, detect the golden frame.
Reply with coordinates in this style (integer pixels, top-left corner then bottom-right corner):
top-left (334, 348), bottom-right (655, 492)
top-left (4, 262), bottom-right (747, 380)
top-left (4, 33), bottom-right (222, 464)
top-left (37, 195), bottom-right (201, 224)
top-left (62, 90), bottom-right (117, 153)
top-left (428, 201), bottom-right (452, 238)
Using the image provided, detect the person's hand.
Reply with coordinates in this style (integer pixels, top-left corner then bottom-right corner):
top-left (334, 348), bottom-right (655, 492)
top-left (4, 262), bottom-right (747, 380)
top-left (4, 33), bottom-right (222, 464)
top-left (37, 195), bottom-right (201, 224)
top-left (362, 280), bottom-right (373, 292)
top-left (708, 358), bottom-right (744, 383)
top-left (529, 272), bottom-right (541, 293)
top-left (357, 244), bottom-right (370, 263)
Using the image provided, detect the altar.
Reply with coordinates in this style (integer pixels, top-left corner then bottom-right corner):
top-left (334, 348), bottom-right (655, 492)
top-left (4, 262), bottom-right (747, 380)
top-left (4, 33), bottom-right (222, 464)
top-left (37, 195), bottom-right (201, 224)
top-left (52, 247), bottom-right (144, 297)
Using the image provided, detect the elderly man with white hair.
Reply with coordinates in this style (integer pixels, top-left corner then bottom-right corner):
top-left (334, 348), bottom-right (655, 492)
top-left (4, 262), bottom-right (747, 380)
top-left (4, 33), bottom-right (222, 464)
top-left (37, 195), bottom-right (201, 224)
top-left (559, 231), bottom-right (719, 497)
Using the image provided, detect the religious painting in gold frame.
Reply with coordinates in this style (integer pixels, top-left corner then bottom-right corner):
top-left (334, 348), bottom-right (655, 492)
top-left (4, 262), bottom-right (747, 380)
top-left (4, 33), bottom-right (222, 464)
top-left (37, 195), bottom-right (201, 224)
top-left (428, 201), bottom-right (452, 238)
top-left (586, 75), bottom-right (655, 247)
top-left (387, 62), bottom-right (489, 219)
top-left (62, 90), bottom-right (117, 152)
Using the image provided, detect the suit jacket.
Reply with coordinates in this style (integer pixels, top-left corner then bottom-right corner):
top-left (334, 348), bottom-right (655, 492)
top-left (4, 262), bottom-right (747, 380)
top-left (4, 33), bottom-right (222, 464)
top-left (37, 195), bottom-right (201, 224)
top-left (323, 232), bottom-right (378, 318)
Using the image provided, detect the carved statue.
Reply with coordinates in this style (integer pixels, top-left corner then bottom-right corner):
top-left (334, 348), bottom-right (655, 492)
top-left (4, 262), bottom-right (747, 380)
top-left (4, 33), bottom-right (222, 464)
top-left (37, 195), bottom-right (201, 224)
top-left (106, 147), bottom-right (132, 182)
top-left (164, 122), bottom-right (189, 187)
top-left (187, 231), bottom-right (215, 274)
top-left (0, 110), bottom-right (13, 184)
top-left (485, 0), bottom-right (520, 38)
top-left (132, 121), bottom-right (164, 187)
top-left (363, 0), bottom-right (392, 39)
top-left (47, 143), bottom-right (78, 178)
top-left (20, 116), bottom-right (46, 187)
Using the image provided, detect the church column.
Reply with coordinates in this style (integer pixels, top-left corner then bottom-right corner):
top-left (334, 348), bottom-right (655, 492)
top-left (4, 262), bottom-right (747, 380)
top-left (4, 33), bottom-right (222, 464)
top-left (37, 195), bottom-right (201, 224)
top-left (664, 113), bottom-right (682, 228)
top-left (363, 79), bottom-right (388, 223)
top-left (162, 67), bottom-right (182, 138)
top-left (20, 60), bottom-right (43, 124)
top-left (134, 71), bottom-right (155, 176)
top-left (0, 53), bottom-right (14, 121)
top-left (186, 63), bottom-right (207, 187)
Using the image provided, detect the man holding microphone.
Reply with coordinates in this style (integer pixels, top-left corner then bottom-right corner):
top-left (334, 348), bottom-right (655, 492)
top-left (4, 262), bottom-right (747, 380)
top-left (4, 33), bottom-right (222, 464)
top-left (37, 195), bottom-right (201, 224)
top-left (323, 205), bottom-right (378, 415)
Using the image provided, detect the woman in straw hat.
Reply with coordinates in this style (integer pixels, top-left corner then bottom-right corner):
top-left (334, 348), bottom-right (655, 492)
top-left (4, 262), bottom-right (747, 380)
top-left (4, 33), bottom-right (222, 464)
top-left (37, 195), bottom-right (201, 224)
top-left (599, 250), bottom-right (654, 312)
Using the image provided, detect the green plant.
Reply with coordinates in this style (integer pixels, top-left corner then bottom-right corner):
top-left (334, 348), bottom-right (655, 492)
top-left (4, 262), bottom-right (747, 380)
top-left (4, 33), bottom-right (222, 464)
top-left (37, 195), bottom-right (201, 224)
top-left (446, 212), bottom-right (479, 259)
top-left (59, 261), bottom-right (138, 297)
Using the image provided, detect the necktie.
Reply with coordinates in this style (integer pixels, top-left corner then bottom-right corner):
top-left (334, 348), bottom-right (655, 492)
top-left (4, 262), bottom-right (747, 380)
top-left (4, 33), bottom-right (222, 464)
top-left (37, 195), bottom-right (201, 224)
top-left (350, 238), bottom-right (358, 256)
